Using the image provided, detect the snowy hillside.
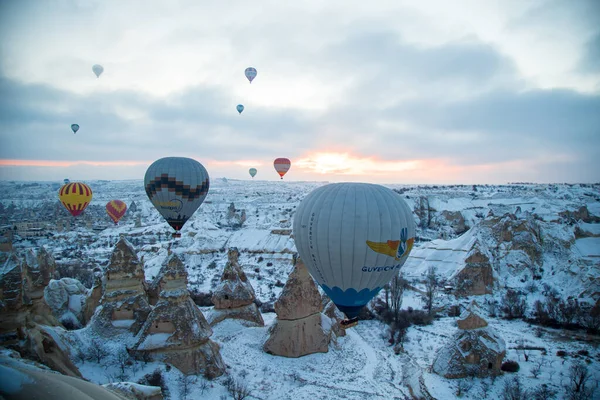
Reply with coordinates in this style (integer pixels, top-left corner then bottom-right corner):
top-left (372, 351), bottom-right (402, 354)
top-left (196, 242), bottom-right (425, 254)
top-left (1, 179), bottom-right (599, 399)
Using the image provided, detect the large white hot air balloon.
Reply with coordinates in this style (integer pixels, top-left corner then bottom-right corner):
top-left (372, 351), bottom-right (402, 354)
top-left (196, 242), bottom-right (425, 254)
top-left (144, 157), bottom-right (210, 237)
top-left (293, 182), bottom-right (415, 323)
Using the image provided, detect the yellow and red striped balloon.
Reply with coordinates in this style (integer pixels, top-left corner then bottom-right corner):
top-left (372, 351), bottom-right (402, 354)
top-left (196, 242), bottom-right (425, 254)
top-left (106, 200), bottom-right (127, 225)
top-left (58, 182), bottom-right (93, 217)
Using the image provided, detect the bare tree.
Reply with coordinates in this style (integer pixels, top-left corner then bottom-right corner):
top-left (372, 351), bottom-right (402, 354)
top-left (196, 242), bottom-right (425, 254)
top-left (180, 375), bottom-right (196, 399)
top-left (89, 339), bottom-right (109, 364)
top-left (225, 376), bottom-right (251, 400)
top-left (390, 272), bottom-right (407, 322)
top-left (503, 376), bottom-right (528, 400)
top-left (423, 265), bottom-right (440, 315)
top-left (114, 347), bottom-right (130, 376)
top-left (565, 361), bottom-right (595, 399)
top-left (531, 384), bottom-right (557, 400)
top-left (531, 356), bottom-right (546, 379)
top-left (501, 289), bottom-right (527, 319)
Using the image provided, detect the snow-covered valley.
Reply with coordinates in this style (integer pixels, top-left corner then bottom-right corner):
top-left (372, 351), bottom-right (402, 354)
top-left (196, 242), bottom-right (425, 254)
top-left (1, 179), bottom-right (599, 399)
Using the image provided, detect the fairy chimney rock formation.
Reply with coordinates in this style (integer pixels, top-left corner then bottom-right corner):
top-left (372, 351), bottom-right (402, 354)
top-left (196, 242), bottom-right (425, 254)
top-left (90, 238), bottom-right (151, 336)
top-left (263, 256), bottom-right (331, 358)
top-left (130, 254), bottom-right (225, 378)
top-left (209, 248), bottom-right (264, 326)
top-left (274, 257), bottom-right (323, 320)
top-left (1, 251), bottom-right (59, 342)
top-left (433, 301), bottom-right (505, 379)
top-left (23, 247), bottom-right (56, 301)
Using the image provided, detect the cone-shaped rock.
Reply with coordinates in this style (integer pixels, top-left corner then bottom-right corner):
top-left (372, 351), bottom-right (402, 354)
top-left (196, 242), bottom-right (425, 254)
top-left (23, 247), bottom-right (56, 300)
top-left (209, 248), bottom-right (263, 326)
top-left (432, 301), bottom-right (505, 379)
top-left (274, 257), bottom-right (323, 320)
top-left (131, 254), bottom-right (225, 378)
top-left (90, 238), bottom-right (151, 336)
top-left (263, 256), bottom-right (331, 358)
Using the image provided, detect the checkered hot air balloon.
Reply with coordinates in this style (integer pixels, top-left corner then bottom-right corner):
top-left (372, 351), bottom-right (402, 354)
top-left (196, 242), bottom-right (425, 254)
top-left (144, 157), bottom-right (210, 237)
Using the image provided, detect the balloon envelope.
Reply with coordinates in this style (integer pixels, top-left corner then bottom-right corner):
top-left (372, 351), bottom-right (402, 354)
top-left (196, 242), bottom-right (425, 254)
top-left (144, 157), bottom-right (210, 234)
top-left (249, 168), bottom-right (257, 178)
top-left (92, 64), bottom-right (104, 78)
top-left (273, 158), bottom-right (291, 179)
top-left (59, 182), bottom-right (93, 217)
top-left (244, 67), bottom-right (257, 83)
top-left (236, 104), bottom-right (244, 114)
top-left (106, 200), bottom-right (127, 224)
top-left (71, 124), bottom-right (79, 134)
top-left (292, 182), bottom-right (416, 318)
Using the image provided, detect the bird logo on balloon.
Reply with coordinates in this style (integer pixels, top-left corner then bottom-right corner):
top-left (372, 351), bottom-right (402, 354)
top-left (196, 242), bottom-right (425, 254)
top-left (366, 227), bottom-right (414, 260)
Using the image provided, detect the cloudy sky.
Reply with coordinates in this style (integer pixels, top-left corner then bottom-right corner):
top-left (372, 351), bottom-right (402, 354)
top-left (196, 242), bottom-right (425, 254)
top-left (1, 0), bottom-right (599, 184)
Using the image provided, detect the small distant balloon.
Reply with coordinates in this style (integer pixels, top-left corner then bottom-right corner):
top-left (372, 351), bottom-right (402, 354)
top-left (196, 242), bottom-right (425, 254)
top-left (71, 124), bottom-right (79, 134)
top-left (245, 67), bottom-right (257, 83)
top-left (274, 158), bottom-right (291, 179)
top-left (92, 64), bottom-right (104, 78)
top-left (236, 104), bottom-right (244, 114)
top-left (63, 179), bottom-right (70, 185)
top-left (249, 168), bottom-right (257, 178)
top-left (106, 200), bottom-right (127, 225)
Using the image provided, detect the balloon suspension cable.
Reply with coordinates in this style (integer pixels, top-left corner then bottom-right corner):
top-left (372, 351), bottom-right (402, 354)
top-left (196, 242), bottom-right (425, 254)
top-left (340, 317), bottom-right (359, 329)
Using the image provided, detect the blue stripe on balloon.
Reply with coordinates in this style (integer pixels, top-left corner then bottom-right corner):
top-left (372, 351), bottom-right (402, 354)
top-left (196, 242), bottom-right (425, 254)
top-left (321, 284), bottom-right (382, 308)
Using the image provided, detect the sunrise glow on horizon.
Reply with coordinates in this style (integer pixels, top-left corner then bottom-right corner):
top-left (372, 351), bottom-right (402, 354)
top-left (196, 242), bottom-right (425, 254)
top-left (0, 1), bottom-right (598, 184)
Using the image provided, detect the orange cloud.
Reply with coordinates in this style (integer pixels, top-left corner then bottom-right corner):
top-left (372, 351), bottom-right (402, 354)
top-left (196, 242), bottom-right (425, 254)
top-left (295, 152), bottom-right (422, 175)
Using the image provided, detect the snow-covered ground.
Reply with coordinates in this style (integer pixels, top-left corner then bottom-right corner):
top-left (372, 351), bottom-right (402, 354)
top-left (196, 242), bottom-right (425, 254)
top-left (1, 179), bottom-right (599, 399)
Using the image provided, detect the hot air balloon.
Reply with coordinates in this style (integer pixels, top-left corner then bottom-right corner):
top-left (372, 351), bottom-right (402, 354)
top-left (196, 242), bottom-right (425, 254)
top-left (71, 124), bottom-right (79, 134)
top-left (144, 157), bottom-right (210, 237)
top-left (236, 104), bottom-right (244, 114)
top-left (249, 168), bottom-right (257, 178)
top-left (63, 179), bottom-right (70, 185)
top-left (106, 200), bottom-right (127, 225)
top-left (292, 182), bottom-right (415, 326)
top-left (92, 64), bottom-right (104, 78)
top-left (58, 182), bottom-right (93, 217)
top-left (245, 67), bottom-right (257, 83)
top-left (273, 158), bottom-right (291, 179)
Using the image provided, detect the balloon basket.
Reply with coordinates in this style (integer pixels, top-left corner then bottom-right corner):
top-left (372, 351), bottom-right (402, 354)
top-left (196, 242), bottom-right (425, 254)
top-left (172, 232), bottom-right (181, 238)
top-left (340, 317), bottom-right (359, 329)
